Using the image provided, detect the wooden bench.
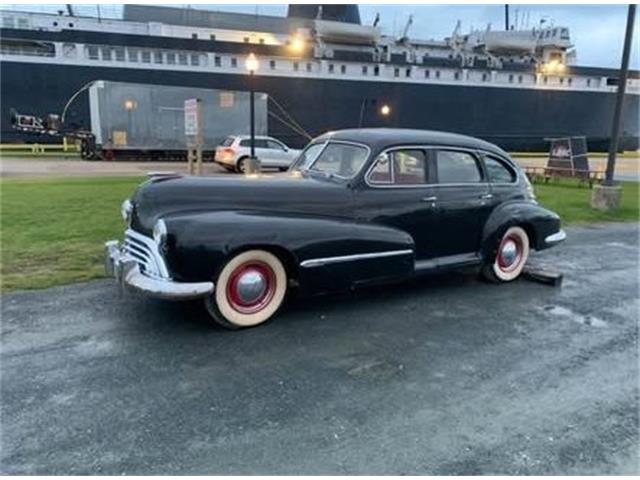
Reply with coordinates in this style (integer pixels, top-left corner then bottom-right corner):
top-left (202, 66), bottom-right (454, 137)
top-left (523, 166), bottom-right (605, 188)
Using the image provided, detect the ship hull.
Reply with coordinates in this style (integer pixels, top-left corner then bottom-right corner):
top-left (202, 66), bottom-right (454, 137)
top-left (1, 61), bottom-right (638, 151)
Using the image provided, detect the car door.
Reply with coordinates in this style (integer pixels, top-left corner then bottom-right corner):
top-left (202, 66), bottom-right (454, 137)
top-left (431, 148), bottom-right (494, 257)
top-left (251, 139), bottom-right (270, 166)
top-left (356, 147), bottom-right (440, 260)
top-left (265, 139), bottom-right (289, 167)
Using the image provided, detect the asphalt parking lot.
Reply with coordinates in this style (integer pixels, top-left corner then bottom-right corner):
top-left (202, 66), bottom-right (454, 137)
top-left (1, 223), bottom-right (638, 474)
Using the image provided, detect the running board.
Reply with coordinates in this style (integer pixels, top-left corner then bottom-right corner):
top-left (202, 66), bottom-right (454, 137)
top-left (414, 252), bottom-right (482, 275)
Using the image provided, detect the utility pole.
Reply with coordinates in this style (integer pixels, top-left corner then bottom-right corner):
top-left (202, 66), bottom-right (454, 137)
top-left (604, 4), bottom-right (636, 186)
top-left (592, 4), bottom-right (636, 211)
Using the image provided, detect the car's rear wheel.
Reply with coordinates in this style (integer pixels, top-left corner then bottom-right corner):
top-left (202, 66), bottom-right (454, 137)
top-left (236, 157), bottom-right (248, 174)
top-left (482, 226), bottom-right (530, 283)
top-left (204, 249), bottom-right (287, 329)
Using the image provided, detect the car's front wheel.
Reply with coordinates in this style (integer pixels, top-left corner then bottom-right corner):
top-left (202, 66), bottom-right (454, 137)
top-left (482, 226), bottom-right (530, 282)
top-left (204, 249), bottom-right (287, 329)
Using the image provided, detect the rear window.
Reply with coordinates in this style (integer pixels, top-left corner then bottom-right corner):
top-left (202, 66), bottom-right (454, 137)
top-left (221, 136), bottom-right (235, 147)
top-left (436, 150), bottom-right (482, 183)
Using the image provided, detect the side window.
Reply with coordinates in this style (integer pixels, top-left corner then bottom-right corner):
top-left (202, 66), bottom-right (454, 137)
top-left (436, 150), bottom-right (482, 183)
top-left (393, 150), bottom-right (427, 185)
top-left (267, 140), bottom-right (285, 150)
top-left (368, 149), bottom-right (428, 186)
top-left (239, 139), bottom-right (267, 148)
top-left (368, 153), bottom-right (392, 184)
top-left (483, 155), bottom-right (516, 183)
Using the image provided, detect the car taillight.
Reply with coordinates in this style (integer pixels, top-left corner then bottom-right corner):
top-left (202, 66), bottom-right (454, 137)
top-left (218, 147), bottom-right (234, 160)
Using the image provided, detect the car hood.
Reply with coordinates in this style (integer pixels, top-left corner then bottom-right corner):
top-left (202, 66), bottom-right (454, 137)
top-left (130, 173), bottom-right (352, 233)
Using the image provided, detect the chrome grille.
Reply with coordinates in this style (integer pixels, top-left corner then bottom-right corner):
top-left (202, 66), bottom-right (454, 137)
top-left (123, 229), bottom-right (169, 279)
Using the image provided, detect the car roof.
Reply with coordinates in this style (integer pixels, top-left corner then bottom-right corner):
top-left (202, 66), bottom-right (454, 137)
top-left (232, 135), bottom-right (276, 140)
top-left (313, 128), bottom-right (509, 157)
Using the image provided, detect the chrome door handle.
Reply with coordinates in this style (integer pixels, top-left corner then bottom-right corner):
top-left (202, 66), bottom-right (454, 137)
top-left (421, 196), bottom-right (437, 203)
top-left (479, 193), bottom-right (493, 200)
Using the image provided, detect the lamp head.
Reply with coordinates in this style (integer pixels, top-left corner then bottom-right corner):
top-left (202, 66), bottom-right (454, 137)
top-left (245, 53), bottom-right (259, 73)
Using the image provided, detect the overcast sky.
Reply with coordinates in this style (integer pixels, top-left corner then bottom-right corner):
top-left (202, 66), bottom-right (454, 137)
top-left (3, 4), bottom-right (638, 69)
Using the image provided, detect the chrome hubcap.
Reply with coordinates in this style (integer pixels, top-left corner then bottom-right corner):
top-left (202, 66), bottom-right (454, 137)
top-left (235, 270), bottom-right (267, 304)
top-left (500, 239), bottom-right (518, 267)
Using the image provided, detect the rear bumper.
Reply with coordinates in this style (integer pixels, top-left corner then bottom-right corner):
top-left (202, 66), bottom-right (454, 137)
top-left (105, 240), bottom-right (214, 300)
top-left (544, 229), bottom-right (567, 247)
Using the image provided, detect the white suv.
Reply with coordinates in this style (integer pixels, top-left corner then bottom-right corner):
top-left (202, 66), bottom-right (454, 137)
top-left (215, 135), bottom-right (300, 173)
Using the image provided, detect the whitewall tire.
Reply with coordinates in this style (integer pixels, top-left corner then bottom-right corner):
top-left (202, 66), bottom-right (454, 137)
top-left (205, 250), bottom-right (287, 329)
top-left (482, 226), bottom-right (530, 283)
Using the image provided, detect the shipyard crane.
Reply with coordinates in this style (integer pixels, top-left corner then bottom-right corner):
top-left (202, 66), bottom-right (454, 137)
top-left (399, 15), bottom-right (413, 43)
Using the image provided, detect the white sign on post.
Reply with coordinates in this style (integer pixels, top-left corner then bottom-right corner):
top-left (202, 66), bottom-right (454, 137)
top-left (184, 98), bottom-right (203, 175)
top-left (184, 98), bottom-right (200, 137)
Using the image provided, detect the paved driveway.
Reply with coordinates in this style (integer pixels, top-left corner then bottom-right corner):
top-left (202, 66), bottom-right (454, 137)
top-left (1, 223), bottom-right (638, 474)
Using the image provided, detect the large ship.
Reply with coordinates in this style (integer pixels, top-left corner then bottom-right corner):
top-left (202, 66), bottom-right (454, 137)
top-left (1, 4), bottom-right (638, 151)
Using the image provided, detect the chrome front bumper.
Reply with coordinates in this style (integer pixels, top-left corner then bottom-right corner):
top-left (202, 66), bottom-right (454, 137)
top-left (544, 229), bottom-right (567, 246)
top-left (105, 240), bottom-right (214, 300)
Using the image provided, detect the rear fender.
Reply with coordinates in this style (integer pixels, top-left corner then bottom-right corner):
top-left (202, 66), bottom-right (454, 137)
top-left (481, 201), bottom-right (561, 261)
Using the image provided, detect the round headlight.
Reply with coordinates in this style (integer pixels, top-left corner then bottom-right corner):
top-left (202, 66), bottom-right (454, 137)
top-left (121, 199), bottom-right (133, 222)
top-left (153, 219), bottom-right (167, 245)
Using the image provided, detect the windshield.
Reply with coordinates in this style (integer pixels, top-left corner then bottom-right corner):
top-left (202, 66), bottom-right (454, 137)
top-left (293, 143), bottom-right (324, 170)
top-left (294, 142), bottom-right (369, 179)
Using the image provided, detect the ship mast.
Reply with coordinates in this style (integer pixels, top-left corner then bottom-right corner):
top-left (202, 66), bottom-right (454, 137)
top-left (504, 4), bottom-right (510, 30)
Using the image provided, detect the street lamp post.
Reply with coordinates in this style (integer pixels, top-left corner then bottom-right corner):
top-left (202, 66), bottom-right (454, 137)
top-left (245, 53), bottom-right (259, 174)
top-left (123, 99), bottom-right (136, 145)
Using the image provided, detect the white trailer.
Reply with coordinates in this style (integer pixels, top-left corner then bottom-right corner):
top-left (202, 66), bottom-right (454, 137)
top-left (87, 80), bottom-right (268, 160)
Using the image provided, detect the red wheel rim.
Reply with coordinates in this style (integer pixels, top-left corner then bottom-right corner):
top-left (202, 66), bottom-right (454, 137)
top-left (497, 233), bottom-right (523, 273)
top-left (226, 261), bottom-right (276, 314)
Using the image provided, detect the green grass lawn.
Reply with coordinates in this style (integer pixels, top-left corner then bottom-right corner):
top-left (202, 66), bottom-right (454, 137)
top-left (1, 176), bottom-right (141, 291)
top-left (0, 175), bottom-right (638, 291)
top-left (534, 179), bottom-right (639, 223)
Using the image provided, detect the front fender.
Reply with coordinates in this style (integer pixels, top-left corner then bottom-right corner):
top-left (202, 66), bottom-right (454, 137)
top-left (162, 211), bottom-right (415, 290)
top-left (481, 201), bottom-right (561, 260)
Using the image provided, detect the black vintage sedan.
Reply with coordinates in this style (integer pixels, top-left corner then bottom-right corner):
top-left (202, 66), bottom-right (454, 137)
top-left (106, 129), bottom-right (565, 329)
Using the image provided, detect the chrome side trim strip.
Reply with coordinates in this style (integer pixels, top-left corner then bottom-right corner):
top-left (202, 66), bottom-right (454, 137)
top-left (300, 249), bottom-right (414, 268)
top-left (545, 230), bottom-right (567, 245)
